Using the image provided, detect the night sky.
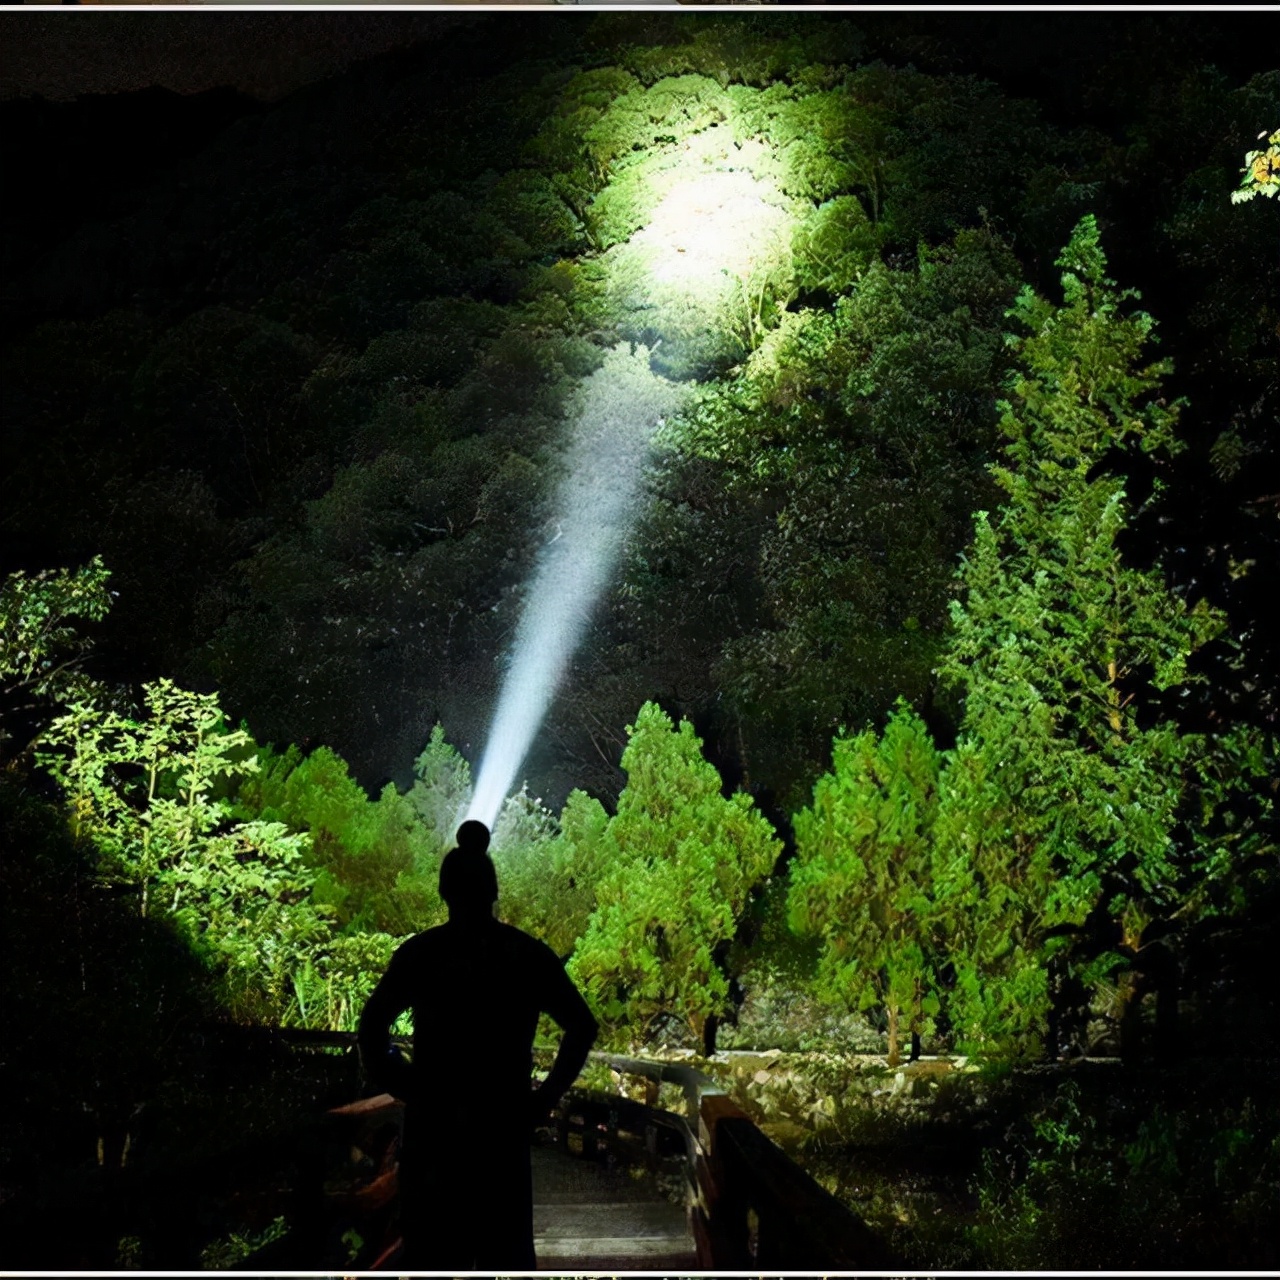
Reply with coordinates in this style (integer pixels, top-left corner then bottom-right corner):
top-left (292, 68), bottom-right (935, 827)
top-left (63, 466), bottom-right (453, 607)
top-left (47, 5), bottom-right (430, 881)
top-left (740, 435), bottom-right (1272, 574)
top-left (1, 12), bottom-right (477, 102)
top-left (5, 10), bottom-right (1277, 105)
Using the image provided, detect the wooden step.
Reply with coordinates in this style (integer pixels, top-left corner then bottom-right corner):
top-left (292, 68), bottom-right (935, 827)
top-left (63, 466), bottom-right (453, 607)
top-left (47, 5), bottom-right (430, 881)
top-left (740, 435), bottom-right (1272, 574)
top-left (534, 1199), bottom-right (689, 1240)
top-left (529, 1138), bottom-right (695, 1269)
top-left (538, 1247), bottom-right (699, 1269)
top-left (535, 1192), bottom-right (696, 1264)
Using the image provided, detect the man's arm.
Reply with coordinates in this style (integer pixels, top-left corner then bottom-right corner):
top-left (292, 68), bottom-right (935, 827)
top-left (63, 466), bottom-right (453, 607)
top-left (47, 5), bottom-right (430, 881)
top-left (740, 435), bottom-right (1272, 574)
top-left (531, 949), bottom-right (599, 1122)
top-left (357, 952), bottom-right (416, 1102)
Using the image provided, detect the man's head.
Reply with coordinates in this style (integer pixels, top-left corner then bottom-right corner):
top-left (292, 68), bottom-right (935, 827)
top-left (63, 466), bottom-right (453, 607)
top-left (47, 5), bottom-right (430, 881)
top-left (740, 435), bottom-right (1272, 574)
top-left (439, 821), bottom-right (497, 920)
top-left (455, 819), bottom-right (491, 853)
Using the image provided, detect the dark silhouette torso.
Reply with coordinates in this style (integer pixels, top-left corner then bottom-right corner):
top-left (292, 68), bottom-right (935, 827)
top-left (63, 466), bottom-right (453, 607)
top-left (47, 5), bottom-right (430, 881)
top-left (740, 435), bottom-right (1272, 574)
top-left (394, 920), bottom-right (555, 1112)
top-left (360, 915), bottom-right (595, 1269)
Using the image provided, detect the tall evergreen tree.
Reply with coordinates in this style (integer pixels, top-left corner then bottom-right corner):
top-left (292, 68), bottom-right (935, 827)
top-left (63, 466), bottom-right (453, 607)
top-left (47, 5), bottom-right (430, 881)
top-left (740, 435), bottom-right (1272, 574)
top-left (568, 702), bottom-right (780, 1048)
top-left (934, 215), bottom-right (1225, 1055)
top-left (787, 700), bottom-right (942, 1065)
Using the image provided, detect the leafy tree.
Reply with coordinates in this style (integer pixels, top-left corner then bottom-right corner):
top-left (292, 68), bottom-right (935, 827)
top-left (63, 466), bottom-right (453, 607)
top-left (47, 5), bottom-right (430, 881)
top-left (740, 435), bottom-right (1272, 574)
top-left (169, 818), bottom-right (327, 1023)
top-left (39, 680), bottom-right (254, 910)
top-left (791, 194), bottom-right (879, 298)
top-left (787, 700), bottom-right (942, 1065)
top-left (0, 556), bottom-right (112, 761)
top-left (234, 741), bottom-right (439, 936)
top-left (1, 774), bottom-right (216, 1174)
top-left (934, 216), bottom-right (1227, 1055)
top-left (406, 722), bottom-right (473, 854)
top-left (677, 226), bottom-right (1022, 809)
top-left (3, 28), bottom-right (1077, 825)
top-left (1231, 127), bottom-right (1279, 203)
top-left (35, 677), bottom-right (321, 1017)
top-left (489, 783), bottom-right (561, 936)
top-left (284, 929), bottom-right (403, 1033)
top-left (569, 702), bottom-right (780, 1047)
top-left (209, 334), bottom-right (577, 783)
top-left (545, 787), bottom-right (614, 957)
top-left (873, 71), bottom-right (1051, 246)
top-left (479, 784), bottom-right (613, 959)
top-left (130, 306), bottom-right (322, 512)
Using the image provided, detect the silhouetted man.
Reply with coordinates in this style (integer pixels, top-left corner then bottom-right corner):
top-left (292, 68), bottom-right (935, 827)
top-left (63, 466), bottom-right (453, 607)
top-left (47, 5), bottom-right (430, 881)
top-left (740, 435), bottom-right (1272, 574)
top-left (357, 819), bottom-right (598, 1270)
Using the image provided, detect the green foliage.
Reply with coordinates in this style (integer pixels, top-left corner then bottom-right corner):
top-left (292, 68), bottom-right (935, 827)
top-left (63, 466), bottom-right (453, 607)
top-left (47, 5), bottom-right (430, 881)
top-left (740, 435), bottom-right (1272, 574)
top-left (406, 722), bottom-right (472, 854)
top-left (936, 216), bottom-right (1228, 1052)
top-left (132, 305), bottom-right (318, 429)
top-left (5, 22), bottom-right (1275, 1083)
top-left (34, 676), bottom-right (323, 1020)
top-left (488, 168), bottom-right (586, 258)
top-left (788, 701), bottom-right (942, 1064)
top-left (590, 126), bottom-right (801, 377)
top-left (10, 569), bottom-right (434, 1028)
top-left (528, 62), bottom-right (969, 378)
top-left (39, 680), bottom-right (256, 902)
top-left (791, 195), bottom-right (878, 296)
top-left (199, 1216), bottom-right (288, 1271)
top-left (970, 1080), bottom-right (1096, 1266)
top-left (1, 773), bottom-right (216, 1163)
top-left (180, 820), bottom-right (328, 1024)
top-left (549, 788), bottom-right (614, 955)
top-left (874, 72), bottom-right (1051, 244)
top-left (569, 702), bottom-right (780, 1045)
top-left (613, 21), bottom-right (865, 92)
top-left (968, 1078), bottom-right (1280, 1268)
top-left (235, 741), bottom-right (440, 936)
top-left (210, 325), bottom-right (578, 773)
top-left (1231, 127), bottom-right (1279, 203)
top-left (5, 25), bottom-right (1086, 818)
top-left (1184, 721), bottom-right (1277, 916)
top-left (0, 556), bottom-right (112, 757)
top-left (488, 784), bottom-right (561, 938)
top-left (500, 787), bottom-right (612, 958)
top-left (585, 75), bottom-right (733, 181)
top-left (284, 929), bottom-right (404, 1032)
top-left (677, 225), bottom-right (1022, 809)
top-left (322, 194), bottom-right (528, 343)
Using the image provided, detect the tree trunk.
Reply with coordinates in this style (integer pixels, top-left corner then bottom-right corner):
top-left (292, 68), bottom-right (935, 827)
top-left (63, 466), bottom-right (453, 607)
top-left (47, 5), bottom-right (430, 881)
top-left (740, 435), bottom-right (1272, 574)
top-left (1155, 973), bottom-right (1179, 1060)
top-left (886, 1004), bottom-right (901, 1067)
top-left (1116, 969), bottom-right (1144, 1062)
top-left (703, 1012), bottom-right (719, 1058)
top-left (1143, 940), bottom-right (1179, 1060)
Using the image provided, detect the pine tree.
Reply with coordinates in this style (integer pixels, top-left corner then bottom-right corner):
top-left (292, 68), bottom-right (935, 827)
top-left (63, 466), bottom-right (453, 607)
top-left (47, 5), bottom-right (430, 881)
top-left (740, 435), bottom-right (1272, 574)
top-left (787, 700), bottom-right (942, 1065)
top-left (568, 702), bottom-right (780, 1047)
top-left (935, 216), bottom-right (1225, 1055)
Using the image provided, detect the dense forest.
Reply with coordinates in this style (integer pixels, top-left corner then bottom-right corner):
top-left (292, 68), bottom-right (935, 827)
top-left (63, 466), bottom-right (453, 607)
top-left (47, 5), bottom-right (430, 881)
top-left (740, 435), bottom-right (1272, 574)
top-left (2, 12), bottom-right (1277, 1269)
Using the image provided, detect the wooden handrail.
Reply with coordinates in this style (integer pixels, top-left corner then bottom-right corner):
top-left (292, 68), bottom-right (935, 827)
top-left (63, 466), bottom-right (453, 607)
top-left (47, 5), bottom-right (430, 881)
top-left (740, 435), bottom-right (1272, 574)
top-left (590, 1054), bottom-right (897, 1270)
top-left (591, 1051), bottom-right (717, 1112)
top-left (708, 1107), bottom-right (895, 1268)
top-left (228, 1031), bottom-right (894, 1270)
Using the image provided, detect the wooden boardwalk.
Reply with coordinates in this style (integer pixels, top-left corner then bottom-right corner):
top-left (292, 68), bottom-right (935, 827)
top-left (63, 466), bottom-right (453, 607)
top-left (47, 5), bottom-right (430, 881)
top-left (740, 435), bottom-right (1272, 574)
top-left (304, 1045), bottom-right (895, 1271)
top-left (532, 1144), bottom-right (696, 1270)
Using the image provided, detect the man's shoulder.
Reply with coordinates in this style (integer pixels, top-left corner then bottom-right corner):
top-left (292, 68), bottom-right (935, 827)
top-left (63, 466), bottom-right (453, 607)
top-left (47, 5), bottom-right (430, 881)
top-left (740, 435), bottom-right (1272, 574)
top-left (390, 925), bottom-right (447, 964)
top-left (495, 919), bottom-right (552, 950)
top-left (391, 920), bottom-right (562, 969)
top-left (496, 921), bottom-right (562, 964)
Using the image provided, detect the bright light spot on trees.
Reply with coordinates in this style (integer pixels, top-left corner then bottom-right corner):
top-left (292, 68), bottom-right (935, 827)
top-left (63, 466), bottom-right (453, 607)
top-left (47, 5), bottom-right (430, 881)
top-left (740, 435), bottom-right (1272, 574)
top-left (636, 169), bottom-right (791, 291)
top-left (630, 136), bottom-right (793, 300)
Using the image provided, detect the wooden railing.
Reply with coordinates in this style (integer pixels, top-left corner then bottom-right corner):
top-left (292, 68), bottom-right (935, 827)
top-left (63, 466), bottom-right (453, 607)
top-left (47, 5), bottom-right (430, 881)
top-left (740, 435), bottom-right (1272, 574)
top-left (246, 1033), bottom-right (895, 1270)
top-left (564, 1052), bottom-right (897, 1270)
